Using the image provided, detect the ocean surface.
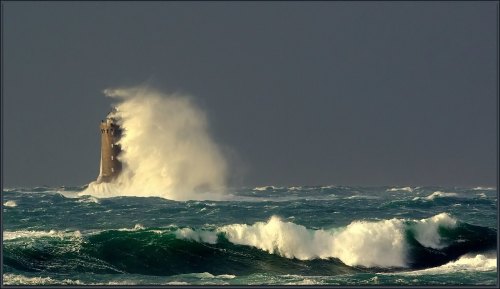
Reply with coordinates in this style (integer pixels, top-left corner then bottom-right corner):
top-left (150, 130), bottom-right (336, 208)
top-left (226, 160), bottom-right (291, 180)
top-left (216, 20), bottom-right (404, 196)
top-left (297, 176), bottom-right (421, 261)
top-left (2, 185), bottom-right (498, 285)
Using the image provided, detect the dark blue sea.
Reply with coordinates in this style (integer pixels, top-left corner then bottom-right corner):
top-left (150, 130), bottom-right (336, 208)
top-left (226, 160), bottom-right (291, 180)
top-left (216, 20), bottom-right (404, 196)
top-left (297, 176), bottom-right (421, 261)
top-left (2, 185), bottom-right (497, 285)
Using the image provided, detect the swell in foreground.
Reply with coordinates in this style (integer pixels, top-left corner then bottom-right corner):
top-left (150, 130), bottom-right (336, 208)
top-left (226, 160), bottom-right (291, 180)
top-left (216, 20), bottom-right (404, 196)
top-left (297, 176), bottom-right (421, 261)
top-left (3, 185), bottom-right (497, 285)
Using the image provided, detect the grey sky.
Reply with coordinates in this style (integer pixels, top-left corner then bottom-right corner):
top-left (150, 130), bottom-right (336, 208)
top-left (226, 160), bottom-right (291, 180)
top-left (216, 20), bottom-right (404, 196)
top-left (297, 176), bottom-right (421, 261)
top-left (2, 1), bottom-right (498, 188)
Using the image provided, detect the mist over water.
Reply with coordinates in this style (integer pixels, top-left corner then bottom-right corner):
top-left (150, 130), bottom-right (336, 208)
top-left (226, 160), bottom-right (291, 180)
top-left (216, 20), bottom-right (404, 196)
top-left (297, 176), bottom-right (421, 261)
top-left (80, 86), bottom-right (228, 200)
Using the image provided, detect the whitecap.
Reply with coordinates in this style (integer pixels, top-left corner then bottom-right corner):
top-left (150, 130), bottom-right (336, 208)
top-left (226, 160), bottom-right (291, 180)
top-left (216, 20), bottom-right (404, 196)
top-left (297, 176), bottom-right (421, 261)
top-left (472, 187), bottom-right (495, 191)
top-left (345, 195), bottom-right (379, 200)
top-left (413, 191), bottom-right (459, 201)
top-left (2, 274), bottom-right (83, 285)
top-left (117, 224), bottom-right (145, 231)
top-left (412, 213), bottom-right (457, 249)
top-left (4, 230), bottom-right (66, 241)
top-left (77, 196), bottom-right (100, 204)
top-left (387, 187), bottom-right (413, 192)
top-left (253, 186), bottom-right (282, 191)
top-left (320, 185), bottom-right (336, 189)
top-left (402, 253), bottom-right (496, 275)
top-left (427, 191), bottom-right (458, 200)
top-left (166, 281), bottom-right (190, 285)
top-left (286, 279), bottom-right (323, 285)
top-left (476, 193), bottom-right (487, 198)
top-left (3, 200), bottom-right (17, 207)
top-left (175, 228), bottom-right (218, 244)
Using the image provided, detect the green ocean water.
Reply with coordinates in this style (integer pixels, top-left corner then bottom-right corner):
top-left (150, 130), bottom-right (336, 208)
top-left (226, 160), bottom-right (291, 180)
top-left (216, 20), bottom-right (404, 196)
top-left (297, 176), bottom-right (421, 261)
top-left (2, 185), bottom-right (497, 285)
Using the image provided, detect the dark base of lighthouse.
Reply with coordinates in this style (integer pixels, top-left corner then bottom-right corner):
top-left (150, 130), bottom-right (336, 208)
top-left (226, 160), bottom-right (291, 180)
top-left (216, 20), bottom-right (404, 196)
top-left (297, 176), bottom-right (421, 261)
top-left (96, 111), bottom-right (123, 183)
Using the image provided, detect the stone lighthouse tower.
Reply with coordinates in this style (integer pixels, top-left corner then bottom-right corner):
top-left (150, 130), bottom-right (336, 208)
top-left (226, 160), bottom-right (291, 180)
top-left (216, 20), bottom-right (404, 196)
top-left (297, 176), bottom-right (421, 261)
top-left (96, 110), bottom-right (122, 183)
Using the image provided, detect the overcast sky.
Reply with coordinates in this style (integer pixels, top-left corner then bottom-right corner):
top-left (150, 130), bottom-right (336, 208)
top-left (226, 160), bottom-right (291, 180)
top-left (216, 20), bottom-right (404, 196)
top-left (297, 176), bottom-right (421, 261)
top-left (3, 1), bottom-right (498, 188)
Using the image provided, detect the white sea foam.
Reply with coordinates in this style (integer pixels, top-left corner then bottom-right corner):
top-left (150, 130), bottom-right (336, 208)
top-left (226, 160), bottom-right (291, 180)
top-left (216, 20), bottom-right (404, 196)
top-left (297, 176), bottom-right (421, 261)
top-left (472, 187), bottom-right (495, 191)
top-left (476, 192), bottom-right (487, 198)
top-left (253, 186), bottom-right (282, 191)
top-left (215, 274), bottom-right (236, 279)
top-left (55, 190), bottom-right (80, 198)
top-left (80, 86), bottom-right (228, 201)
top-left (225, 194), bottom-right (337, 202)
top-left (2, 274), bottom-right (83, 285)
top-left (3, 200), bottom-right (17, 207)
top-left (320, 185), bottom-right (336, 189)
top-left (413, 191), bottom-right (458, 201)
top-left (77, 196), bottom-right (100, 204)
top-left (402, 253), bottom-right (497, 275)
top-left (345, 195), bottom-right (379, 200)
top-left (412, 213), bottom-right (457, 249)
top-left (387, 187), bottom-right (413, 192)
top-left (106, 280), bottom-right (138, 285)
top-left (286, 279), bottom-right (323, 285)
top-left (175, 228), bottom-right (218, 244)
top-left (79, 182), bottom-right (121, 198)
top-left (117, 224), bottom-right (145, 231)
top-left (188, 272), bottom-right (236, 279)
top-left (3, 230), bottom-right (82, 241)
top-left (166, 281), bottom-right (190, 285)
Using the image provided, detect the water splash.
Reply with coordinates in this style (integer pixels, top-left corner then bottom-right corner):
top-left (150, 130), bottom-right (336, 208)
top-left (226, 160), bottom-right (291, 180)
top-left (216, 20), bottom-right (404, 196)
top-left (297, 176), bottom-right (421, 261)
top-left (80, 86), bottom-right (227, 200)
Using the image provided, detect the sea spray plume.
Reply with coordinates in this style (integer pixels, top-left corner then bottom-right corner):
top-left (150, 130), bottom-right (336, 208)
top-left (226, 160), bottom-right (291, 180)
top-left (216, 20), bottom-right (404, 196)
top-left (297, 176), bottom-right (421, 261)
top-left (81, 86), bottom-right (228, 200)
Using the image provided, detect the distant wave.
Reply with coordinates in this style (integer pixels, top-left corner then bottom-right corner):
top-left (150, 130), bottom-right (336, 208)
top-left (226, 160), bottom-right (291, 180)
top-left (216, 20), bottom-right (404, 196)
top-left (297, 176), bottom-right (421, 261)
top-left (344, 195), bottom-right (379, 200)
top-left (3, 200), bottom-right (17, 207)
top-left (412, 191), bottom-right (459, 201)
top-left (476, 192), bottom-right (488, 198)
top-left (253, 186), bottom-right (284, 191)
top-left (472, 187), bottom-right (496, 191)
top-left (386, 187), bottom-right (413, 192)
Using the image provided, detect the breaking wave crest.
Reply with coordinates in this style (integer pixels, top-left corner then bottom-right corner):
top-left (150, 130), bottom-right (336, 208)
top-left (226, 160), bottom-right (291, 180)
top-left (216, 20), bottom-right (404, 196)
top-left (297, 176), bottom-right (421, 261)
top-left (386, 187), bottom-right (414, 192)
top-left (3, 200), bottom-right (17, 207)
top-left (403, 253), bottom-right (497, 275)
top-left (4, 213), bottom-right (495, 276)
top-left (412, 191), bottom-right (459, 201)
top-left (219, 216), bottom-right (407, 267)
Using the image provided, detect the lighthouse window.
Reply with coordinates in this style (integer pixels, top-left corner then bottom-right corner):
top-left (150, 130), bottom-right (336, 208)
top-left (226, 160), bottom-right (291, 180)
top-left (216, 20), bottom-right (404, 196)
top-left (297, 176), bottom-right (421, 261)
top-left (111, 168), bottom-right (114, 173)
top-left (111, 156), bottom-right (114, 160)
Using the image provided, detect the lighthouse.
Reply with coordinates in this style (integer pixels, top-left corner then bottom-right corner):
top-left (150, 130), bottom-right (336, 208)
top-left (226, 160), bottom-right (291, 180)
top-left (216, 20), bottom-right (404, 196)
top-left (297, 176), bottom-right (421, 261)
top-left (96, 110), bottom-right (122, 183)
